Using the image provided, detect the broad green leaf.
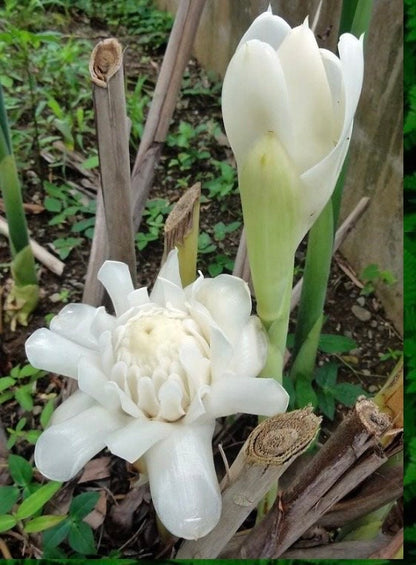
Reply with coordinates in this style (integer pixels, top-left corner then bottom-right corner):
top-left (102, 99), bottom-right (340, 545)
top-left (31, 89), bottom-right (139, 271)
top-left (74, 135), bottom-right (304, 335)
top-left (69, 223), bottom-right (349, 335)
top-left (0, 486), bottom-right (19, 514)
top-left (318, 334), bottom-right (357, 353)
top-left (15, 383), bottom-right (34, 411)
top-left (15, 481), bottom-right (62, 520)
top-left (316, 389), bottom-right (336, 420)
top-left (8, 454), bottom-right (33, 486)
top-left (24, 514), bottom-right (67, 533)
top-left (81, 155), bottom-right (99, 169)
top-left (69, 492), bottom-right (100, 520)
top-left (315, 362), bottom-right (339, 389)
top-left (0, 376), bottom-right (15, 392)
top-left (43, 518), bottom-right (72, 549)
top-left (68, 520), bottom-right (97, 555)
top-left (0, 514), bottom-right (17, 533)
top-left (334, 382), bottom-right (367, 406)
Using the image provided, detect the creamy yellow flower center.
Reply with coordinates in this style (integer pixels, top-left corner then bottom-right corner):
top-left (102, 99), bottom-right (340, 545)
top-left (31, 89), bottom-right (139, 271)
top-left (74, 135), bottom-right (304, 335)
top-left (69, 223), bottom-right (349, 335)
top-left (116, 313), bottom-right (188, 373)
top-left (111, 307), bottom-right (210, 422)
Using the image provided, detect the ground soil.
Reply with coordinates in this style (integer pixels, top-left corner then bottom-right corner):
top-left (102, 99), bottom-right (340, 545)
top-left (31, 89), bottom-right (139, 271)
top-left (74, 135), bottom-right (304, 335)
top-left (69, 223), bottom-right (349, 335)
top-left (0, 12), bottom-right (403, 559)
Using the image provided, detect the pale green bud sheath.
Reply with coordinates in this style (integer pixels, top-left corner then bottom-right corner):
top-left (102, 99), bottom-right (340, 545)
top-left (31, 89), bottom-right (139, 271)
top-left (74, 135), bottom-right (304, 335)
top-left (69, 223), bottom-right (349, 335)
top-left (239, 131), bottom-right (303, 380)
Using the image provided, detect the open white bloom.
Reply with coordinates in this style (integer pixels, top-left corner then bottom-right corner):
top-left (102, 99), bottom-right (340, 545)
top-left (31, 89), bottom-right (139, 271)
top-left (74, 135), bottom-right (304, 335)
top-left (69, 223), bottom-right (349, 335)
top-left (26, 249), bottom-right (288, 540)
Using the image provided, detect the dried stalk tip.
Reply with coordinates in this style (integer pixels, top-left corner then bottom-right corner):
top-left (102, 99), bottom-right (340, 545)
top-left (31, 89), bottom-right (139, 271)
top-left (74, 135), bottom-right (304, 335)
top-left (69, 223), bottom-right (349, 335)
top-left (90, 38), bottom-right (123, 87)
top-left (356, 397), bottom-right (391, 437)
top-left (246, 406), bottom-right (321, 466)
top-left (164, 183), bottom-right (201, 253)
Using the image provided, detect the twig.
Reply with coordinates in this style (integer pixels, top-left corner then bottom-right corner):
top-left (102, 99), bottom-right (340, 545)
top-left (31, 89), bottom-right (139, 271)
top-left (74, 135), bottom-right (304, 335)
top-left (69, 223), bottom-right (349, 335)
top-left (131, 0), bottom-right (207, 230)
top-left (230, 398), bottom-right (391, 559)
top-left (282, 534), bottom-right (395, 559)
top-left (89, 38), bottom-right (136, 284)
top-left (176, 407), bottom-right (321, 558)
top-left (0, 215), bottom-right (64, 276)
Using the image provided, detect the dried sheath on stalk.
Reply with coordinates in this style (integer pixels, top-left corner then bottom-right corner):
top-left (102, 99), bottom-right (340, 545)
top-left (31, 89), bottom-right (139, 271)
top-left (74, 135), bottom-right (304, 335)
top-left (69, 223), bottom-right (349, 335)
top-left (87, 38), bottom-right (136, 300)
top-left (176, 407), bottom-right (321, 558)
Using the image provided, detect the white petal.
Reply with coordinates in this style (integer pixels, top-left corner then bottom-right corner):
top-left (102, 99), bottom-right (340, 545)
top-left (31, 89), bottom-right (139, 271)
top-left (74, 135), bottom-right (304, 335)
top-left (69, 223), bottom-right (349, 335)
top-left (277, 22), bottom-right (336, 172)
top-left (106, 418), bottom-right (172, 463)
top-left (25, 328), bottom-right (99, 379)
top-left (338, 33), bottom-right (364, 139)
top-left (237, 10), bottom-right (291, 50)
top-left (320, 48), bottom-right (345, 139)
top-left (204, 377), bottom-right (289, 418)
top-left (222, 39), bottom-right (291, 168)
top-left (179, 337), bottom-right (210, 395)
top-left (127, 287), bottom-right (150, 308)
top-left (192, 275), bottom-right (252, 344)
top-left (210, 326), bottom-right (234, 381)
top-left (150, 277), bottom-right (186, 310)
top-left (49, 303), bottom-right (100, 348)
top-left (300, 122), bottom-right (352, 230)
top-left (90, 306), bottom-right (116, 338)
top-left (183, 384), bottom-right (210, 424)
top-left (34, 405), bottom-right (127, 481)
top-left (144, 420), bottom-right (221, 540)
top-left (229, 316), bottom-right (268, 377)
top-left (97, 261), bottom-right (134, 316)
top-left (50, 390), bottom-right (95, 425)
top-left (77, 357), bottom-right (120, 411)
top-left (151, 248), bottom-right (183, 294)
top-left (157, 378), bottom-right (186, 422)
top-left (137, 376), bottom-right (159, 417)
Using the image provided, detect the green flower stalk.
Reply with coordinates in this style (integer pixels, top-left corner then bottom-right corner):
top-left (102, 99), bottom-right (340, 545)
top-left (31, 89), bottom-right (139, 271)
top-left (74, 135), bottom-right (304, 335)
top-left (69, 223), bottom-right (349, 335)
top-left (222, 7), bottom-right (364, 383)
top-left (0, 83), bottom-right (38, 328)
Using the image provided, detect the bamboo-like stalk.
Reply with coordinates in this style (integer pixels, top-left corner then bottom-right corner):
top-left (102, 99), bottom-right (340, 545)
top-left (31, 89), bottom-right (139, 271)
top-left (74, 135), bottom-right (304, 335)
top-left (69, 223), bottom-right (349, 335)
top-left (0, 83), bottom-right (38, 327)
top-left (131, 0), bottom-right (207, 230)
top-left (0, 216), bottom-right (64, 276)
top-left (229, 398), bottom-right (392, 559)
top-left (163, 183), bottom-right (200, 286)
top-left (176, 407), bottom-right (321, 558)
top-left (88, 38), bottom-right (136, 292)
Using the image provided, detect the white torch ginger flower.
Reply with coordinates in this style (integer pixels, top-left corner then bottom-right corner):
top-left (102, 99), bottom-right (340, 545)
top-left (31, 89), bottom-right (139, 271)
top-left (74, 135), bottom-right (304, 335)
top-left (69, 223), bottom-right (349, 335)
top-left (26, 249), bottom-right (289, 540)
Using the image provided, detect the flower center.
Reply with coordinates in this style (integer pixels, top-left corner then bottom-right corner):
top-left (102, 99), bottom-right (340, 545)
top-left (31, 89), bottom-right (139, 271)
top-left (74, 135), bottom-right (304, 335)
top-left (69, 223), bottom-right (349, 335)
top-left (115, 311), bottom-right (188, 373)
top-left (112, 307), bottom-right (210, 422)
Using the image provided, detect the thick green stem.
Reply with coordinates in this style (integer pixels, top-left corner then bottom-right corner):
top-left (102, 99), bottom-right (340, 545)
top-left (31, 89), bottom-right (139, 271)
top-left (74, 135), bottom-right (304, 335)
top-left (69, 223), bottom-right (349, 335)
top-left (292, 200), bottom-right (334, 362)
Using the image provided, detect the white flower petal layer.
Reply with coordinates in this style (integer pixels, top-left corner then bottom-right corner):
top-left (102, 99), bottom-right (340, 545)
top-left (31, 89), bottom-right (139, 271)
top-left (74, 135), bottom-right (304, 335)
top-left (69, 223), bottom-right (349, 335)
top-left (204, 377), bottom-right (289, 418)
top-left (98, 261), bottom-right (134, 316)
top-left (25, 328), bottom-right (99, 379)
top-left (106, 419), bottom-right (173, 463)
top-left (144, 420), bottom-right (221, 540)
top-left (35, 405), bottom-right (127, 481)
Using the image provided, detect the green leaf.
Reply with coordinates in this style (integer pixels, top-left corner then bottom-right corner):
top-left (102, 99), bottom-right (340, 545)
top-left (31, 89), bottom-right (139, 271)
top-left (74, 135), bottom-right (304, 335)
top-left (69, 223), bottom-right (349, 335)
top-left (68, 520), bottom-right (97, 555)
top-left (18, 364), bottom-right (42, 378)
top-left (8, 454), bottom-right (33, 486)
top-left (81, 155), bottom-right (99, 169)
top-left (318, 334), bottom-right (357, 353)
top-left (0, 486), bottom-right (20, 514)
top-left (316, 389), bottom-right (336, 420)
top-left (0, 376), bottom-right (15, 392)
top-left (43, 518), bottom-right (72, 549)
top-left (15, 383), bottom-right (34, 411)
top-left (24, 514), bottom-right (67, 533)
top-left (69, 492), bottom-right (100, 520)
top-left (15, 481), bottom-right (62, 520)
top-left (334, 382), bottom-right (367, 406)
top-left (0, 514), bottom-right (17, 533)
top-left (44, 196), bottom-right (62, 213)
top-left (40, 398), bottom-right (55, 428)
top-left (315, 362), bottom-right (339, 389)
